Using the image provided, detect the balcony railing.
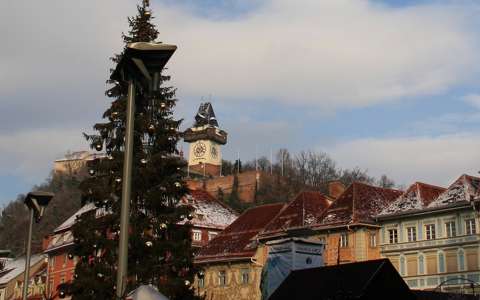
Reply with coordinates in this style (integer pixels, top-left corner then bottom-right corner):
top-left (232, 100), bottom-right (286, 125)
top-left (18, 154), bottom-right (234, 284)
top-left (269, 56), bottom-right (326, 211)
top-left (403, 271), bottom-right (480, 290)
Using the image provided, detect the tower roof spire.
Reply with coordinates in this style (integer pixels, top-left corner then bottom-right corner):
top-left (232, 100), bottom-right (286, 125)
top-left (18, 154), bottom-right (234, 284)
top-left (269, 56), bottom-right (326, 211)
top-left (194, 102), bottom-right (219, 127)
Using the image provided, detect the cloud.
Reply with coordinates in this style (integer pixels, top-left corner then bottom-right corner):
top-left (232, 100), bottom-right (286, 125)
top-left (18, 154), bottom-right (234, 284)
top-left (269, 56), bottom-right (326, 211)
top-left (463, 93), bottom-right (480, 110)
top-left (327, 134), bottom-right (480, 187)
top-left (0, 128), bottom-right (88, 185)
top-left (155, 0), bottom-right (480, 109)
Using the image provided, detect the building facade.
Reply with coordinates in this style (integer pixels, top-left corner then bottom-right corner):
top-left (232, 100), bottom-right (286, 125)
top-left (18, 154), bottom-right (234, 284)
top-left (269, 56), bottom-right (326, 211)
top-left (0, 255), bottom-right (46, 300)
top-left (194, 203), bottom-right (285, 300)
top-left (377, 175), bottom-right (480, 292)
top-left (179, 189), bottom-right (238, 249)
top-left (43, 204), bottom-right (95, 299)
top-left (260, 183), bottom-right (402, 265)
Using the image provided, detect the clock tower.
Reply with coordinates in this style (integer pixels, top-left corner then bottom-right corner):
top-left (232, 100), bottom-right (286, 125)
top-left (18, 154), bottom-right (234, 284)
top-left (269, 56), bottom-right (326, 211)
top-left (184, 102), bottom-right (227, 177)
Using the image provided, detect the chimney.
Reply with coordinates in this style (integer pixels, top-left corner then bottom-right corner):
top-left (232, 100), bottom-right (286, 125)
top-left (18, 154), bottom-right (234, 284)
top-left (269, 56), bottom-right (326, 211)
top-left (328, 180), bottom-right (345, 199)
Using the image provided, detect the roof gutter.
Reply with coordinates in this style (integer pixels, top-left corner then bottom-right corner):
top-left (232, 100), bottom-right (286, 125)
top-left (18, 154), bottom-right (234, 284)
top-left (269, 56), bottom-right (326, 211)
top-left (376, 202), bottom-right (471, 222)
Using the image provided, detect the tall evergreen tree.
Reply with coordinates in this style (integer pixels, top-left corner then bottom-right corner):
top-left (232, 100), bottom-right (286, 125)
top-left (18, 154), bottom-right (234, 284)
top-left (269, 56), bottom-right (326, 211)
top-left (68, 2), bottom-right (198, 299)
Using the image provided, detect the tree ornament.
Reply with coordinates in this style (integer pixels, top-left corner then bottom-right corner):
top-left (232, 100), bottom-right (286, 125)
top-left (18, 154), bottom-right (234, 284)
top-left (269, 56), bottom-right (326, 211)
top-left (95, 142), bottom-right (103, 151)
top-left (108, 155), bottom-right (114, 160)
top-left (187, 213), bottom-right (194, 220)
top-left (115, 177), bottom-right (122, 184)
top-left (88, 169), bottom-right (96, 176)
top-left (185, 280), bottom-right (191, 286)
top-left (174, 182), bottom-right (181, 188)
top-left (59, 290), bottom-right (66, 298)
top-left (140, 158), bottom-right (148, 164)
top-left (180, 215), bottom-right (185, 220)
top-left (97, 273), bottom-right (104, 279)
top-left (148, 124), bottom-right (155, 135)
top-left (68, 253), bottom-right (74, 260)
top-left (160, 223), bottom-right (167, 230)
top-left (74, 273), bottom-right (78, 279)
top-left (145, 241), bottom-right (153, 247)
top-left (111, 111), bottom-right (119, 120)
top-left (168, 136), bottom-right (174, 141)
top-left (160, 102), bottom-right (166, 109)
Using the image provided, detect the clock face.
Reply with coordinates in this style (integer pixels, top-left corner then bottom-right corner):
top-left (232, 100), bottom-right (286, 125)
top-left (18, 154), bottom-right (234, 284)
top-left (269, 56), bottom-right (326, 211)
top-left (211, 145), bottom-right (218, 159)
top-left (193, 142), bottom-right (207, 158)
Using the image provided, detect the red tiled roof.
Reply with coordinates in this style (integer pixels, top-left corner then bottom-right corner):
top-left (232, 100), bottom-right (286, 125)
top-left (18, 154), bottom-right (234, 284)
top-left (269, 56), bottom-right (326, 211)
top-left (427, 174), bottom-right (480, 208)
top-left (195, 203), bottom-right (285, 264)
top-left (317, 182), bottom-right (402, 226)
top-left (260, 191), bottom-right (331, 238)
top-left (379, 182), bottom-right (446, 216)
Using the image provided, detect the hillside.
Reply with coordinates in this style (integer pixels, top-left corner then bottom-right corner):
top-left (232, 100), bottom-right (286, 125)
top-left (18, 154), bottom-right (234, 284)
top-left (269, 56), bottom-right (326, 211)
top-left (0, 171), bottom-right (83, 256)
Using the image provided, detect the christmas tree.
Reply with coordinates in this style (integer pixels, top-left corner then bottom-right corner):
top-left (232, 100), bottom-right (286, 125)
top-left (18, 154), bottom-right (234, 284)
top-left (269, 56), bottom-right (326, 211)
top-left (68, 1), bottom-right (199, 299)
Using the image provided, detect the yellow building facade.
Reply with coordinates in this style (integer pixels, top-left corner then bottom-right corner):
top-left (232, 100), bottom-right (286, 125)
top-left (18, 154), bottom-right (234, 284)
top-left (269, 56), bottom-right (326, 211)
top-left (378, 176), bottom-right (480, 292)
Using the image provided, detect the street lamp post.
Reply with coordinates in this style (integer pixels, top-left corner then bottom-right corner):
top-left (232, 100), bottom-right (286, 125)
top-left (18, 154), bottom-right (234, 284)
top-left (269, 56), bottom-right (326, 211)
top-left (22, 191), bottom-right (54, 300)
top-left (110, 42), bottom-right (176, 299)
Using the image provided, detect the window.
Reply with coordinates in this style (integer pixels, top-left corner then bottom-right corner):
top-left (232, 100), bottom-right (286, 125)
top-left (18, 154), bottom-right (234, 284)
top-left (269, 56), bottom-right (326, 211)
top-left (425, 224), bottom-right (436, 240)
top-left (369, 233), bottom-right (376, 248)
top-left (218, 271), bottom-right (226, 286)
top-left (49, 256), bottom-right (55, 269)
top-left (388, 229), bottom-right (398, 244)
top-left (458, 249), bottom-right (465, 271)
top-left (438, 252), bottom-right (445, 273)
top-left (340, 233), bottom-right (348, 248)
top-left (241, 269), bottom-right (250, 284)
top-left (400, 256), bottom-right (406, 276)
top-left (445, 221), bottom-right (456, 238)
top-left (198, 277), bottom-right (205, 288)
top-left (63, 253), bottom-right (68, 267)
top-left (466, 219), bottom-right (476, 235)
top-left (208, 232), bottom-right (218, 241)
top-left (406, 227), bottom-right (416, 242)
top-left (418, 254), bottom-right (425, 275)
top-left (192, 230), bottom-right (202, 241)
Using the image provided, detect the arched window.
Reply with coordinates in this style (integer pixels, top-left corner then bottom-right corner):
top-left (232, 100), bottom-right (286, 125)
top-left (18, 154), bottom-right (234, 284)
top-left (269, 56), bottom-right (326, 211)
top-left (418, 254), bottom-right (425, 275)
top-left (438, 251), bottom-right (445, 273)
top-left (458, 249), bottom-right (465, 271)
top-left (400, 255), bottom-right (406, 276)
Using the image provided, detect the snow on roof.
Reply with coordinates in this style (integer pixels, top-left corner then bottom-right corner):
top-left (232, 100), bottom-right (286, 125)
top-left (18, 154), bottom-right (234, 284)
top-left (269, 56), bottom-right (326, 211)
top-left (317, 182), bottom-right (402, 226)
top-left (0, 255), bottom-right (45, 285)
top-left (379, 182), bottom-right (446, 216)
top-left (179, 190), bottom-right (238, 230)
top-left (260, 191), bottom-right (331, 237)
top-left (195, 203), bottom-right (285, 263)
top-left (427, 174), bottom-right (480, 209)
top-left (55, 151), bottom-right (106, 162)
top-left (54, 202), bottom-right (96, 233)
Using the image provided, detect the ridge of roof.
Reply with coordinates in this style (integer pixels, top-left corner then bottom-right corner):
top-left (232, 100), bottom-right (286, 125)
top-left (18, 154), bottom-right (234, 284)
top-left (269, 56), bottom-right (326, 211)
top-left (319, 181), bottom-right (402, 225)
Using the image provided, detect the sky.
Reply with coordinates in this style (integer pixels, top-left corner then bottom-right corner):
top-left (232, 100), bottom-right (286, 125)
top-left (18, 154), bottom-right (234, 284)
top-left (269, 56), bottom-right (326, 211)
top-left (1, 0), bottom-right (480, 205)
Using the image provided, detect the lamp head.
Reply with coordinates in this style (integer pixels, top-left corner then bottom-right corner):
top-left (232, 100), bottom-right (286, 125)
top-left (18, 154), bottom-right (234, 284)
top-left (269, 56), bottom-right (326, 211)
top-left (24, 191), bottom-right (54, 223)
top-left (110, 42), bottom-right (177, 93)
